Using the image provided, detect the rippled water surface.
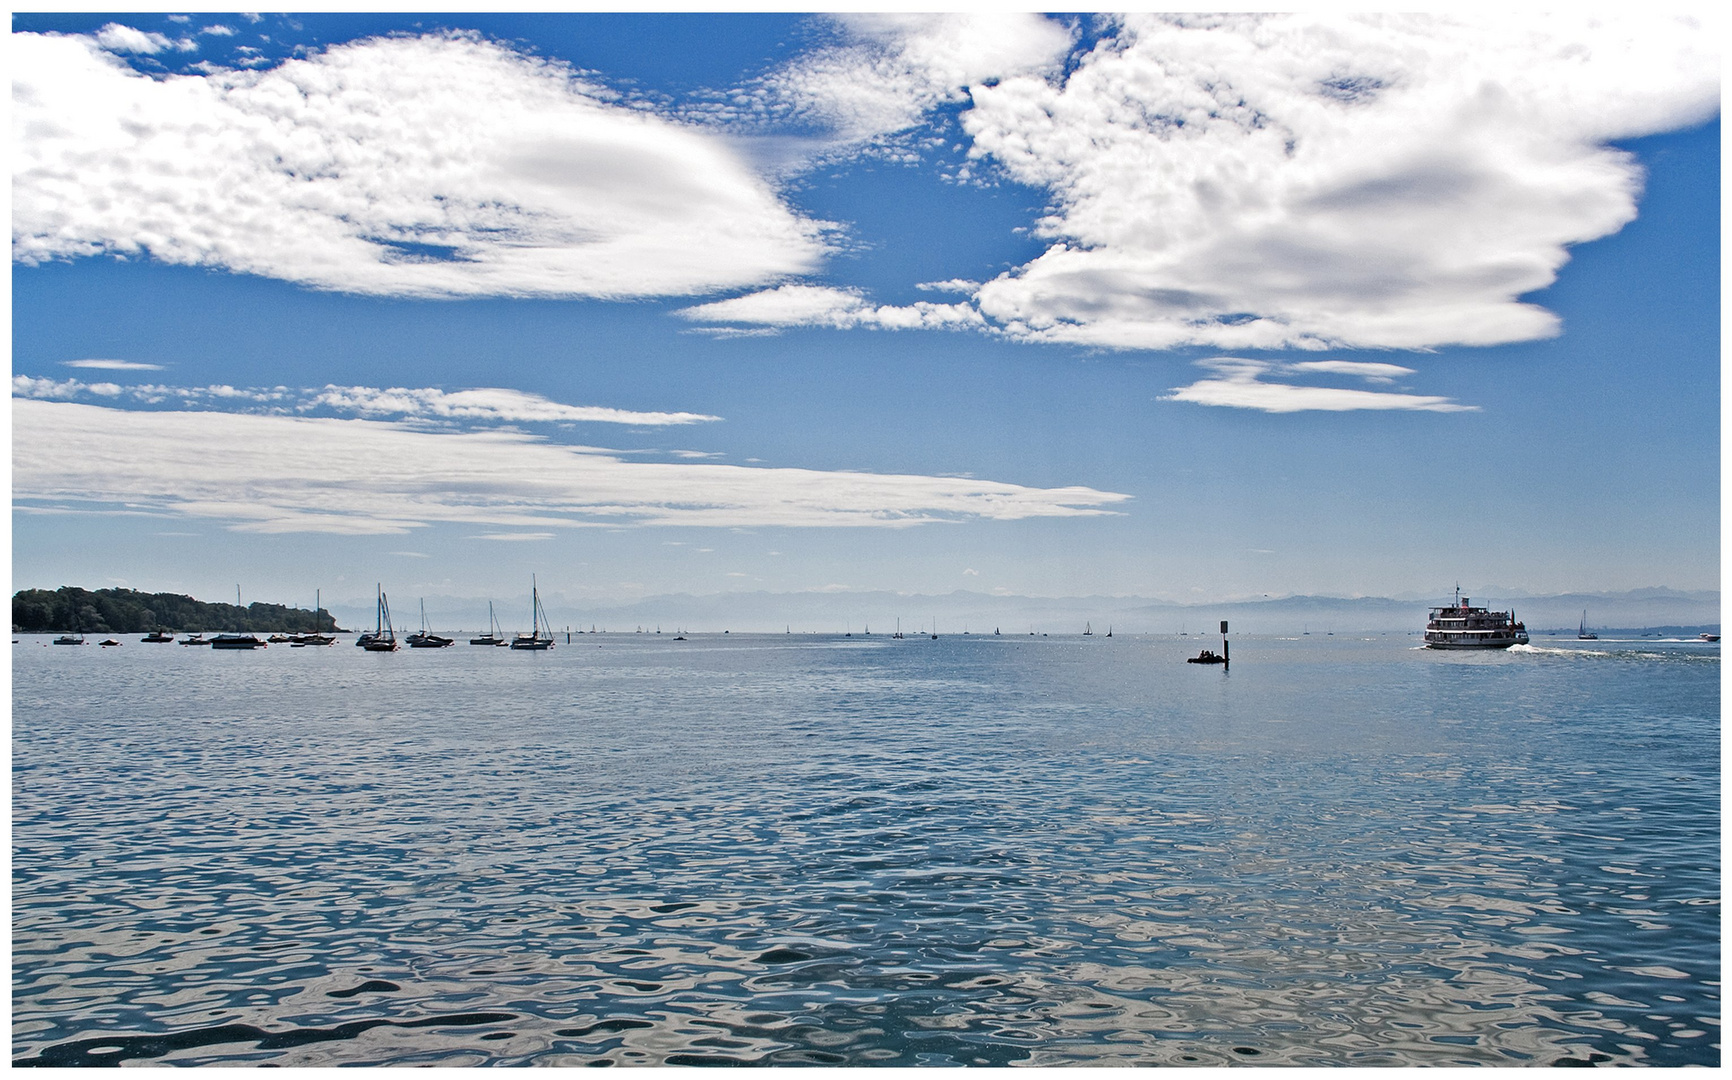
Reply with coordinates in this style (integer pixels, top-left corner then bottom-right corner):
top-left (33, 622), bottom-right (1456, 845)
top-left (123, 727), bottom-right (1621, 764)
top-left (12, 632), bottom-right (1720, 1065)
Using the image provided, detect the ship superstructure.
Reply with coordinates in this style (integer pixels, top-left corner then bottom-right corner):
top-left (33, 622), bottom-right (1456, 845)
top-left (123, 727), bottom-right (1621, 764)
top-left (1424, 587), bottom-right (1528, 649)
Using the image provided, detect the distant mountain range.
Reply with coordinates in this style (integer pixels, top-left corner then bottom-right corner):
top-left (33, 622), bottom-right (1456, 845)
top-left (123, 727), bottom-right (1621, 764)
top-left (17, 585), bottom-right (1715, 637)
top-left (308, 587), bottom-right (1719, 637)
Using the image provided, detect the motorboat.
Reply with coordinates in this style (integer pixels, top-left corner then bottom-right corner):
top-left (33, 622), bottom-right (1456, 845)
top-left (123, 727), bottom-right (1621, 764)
top-left (210, 634), bottom-right (266, 649)
top-left (53, 634), bottom-right (85, 645)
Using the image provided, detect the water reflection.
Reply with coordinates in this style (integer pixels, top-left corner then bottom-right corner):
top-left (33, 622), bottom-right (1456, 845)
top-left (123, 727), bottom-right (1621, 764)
top-left (12, 635), bottom-right (1719, 1065)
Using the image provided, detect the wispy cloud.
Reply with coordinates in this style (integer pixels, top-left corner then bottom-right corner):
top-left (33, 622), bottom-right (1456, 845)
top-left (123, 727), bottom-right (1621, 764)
top-left (305, 385), bottom-right (719, 426)
top-left (705, 14), bottom-right (1073, 170)
top-left (14, 400), bottom-right (1131, 534)
top-left (13, 376), bottom-right (716, 427)
top-left (678, 284), bottom-right (983, 333)
top-left (1163, 357), bottom-right (1477, 413)
top-left (14, 30), bottom-right (831, 299)
top-left (62, 359), bottom-right (167, 371)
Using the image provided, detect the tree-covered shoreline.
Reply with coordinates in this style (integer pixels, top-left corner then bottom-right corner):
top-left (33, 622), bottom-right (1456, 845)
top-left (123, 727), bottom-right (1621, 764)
top-left (11, 587), bottom-right (343, 634)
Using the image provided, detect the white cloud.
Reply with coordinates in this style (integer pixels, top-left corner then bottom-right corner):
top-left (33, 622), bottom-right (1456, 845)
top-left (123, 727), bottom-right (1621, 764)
top-left (13, 31), bottom-right (831, 299)
top-left (1163, 357), bottom-right (1476, 413)
top-left (961, 13), bottom-right (1719, 350)
top-left (13, 400), bottom-right (1131, 534)
top-left (62, 359), bottom-right (166, 371)
top-left (469, 533), bottom-right (555, 542)
top-left (678, 284), bottom-right (983, 333)
top-left (304, 385), bottom-right (719, 426)
top-left (92, 23), bottom-right (182, 54)
top-left (737, 14), bottom-right (1074, 162)
top-left (13, 375), bottom-right (715, 427)
top-left (201, 25), bottom-right (236, 37)
top-left (1283, 360), bottom-right (1413, 384)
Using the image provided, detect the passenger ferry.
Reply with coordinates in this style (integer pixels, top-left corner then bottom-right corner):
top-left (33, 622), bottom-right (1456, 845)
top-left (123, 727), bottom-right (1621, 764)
top-left (1424, 588), bottom-right (1528, 649)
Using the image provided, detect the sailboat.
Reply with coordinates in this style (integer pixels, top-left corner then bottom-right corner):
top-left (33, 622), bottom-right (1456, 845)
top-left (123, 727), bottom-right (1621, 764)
top-left (470, 602), bottom-right (508, 645)
top-left (297, 590), bottom-right (335, 645)
top-left (1578, 611), bottom-right (1597, 640)
top-left (1084, 622), bottom-right (1093, 636)
top-left (211, 585), bottom-right (267, 648)
top-left (510, 577), bottom-right (555, 650)
top-left (362, 585), bottom-right (399, 651)
top-left (407, 599), bottom-right (454, 647)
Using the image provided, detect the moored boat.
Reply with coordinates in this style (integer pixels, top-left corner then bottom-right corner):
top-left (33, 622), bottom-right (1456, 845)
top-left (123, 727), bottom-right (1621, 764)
top-left (407, 599), bottom-right (454, 648)
top-left (1424, 588), bottom-right (1528, 649)
top-left (296, 591), bottom-right (335, 644)
top-left (470, 602), bottom-right (507, 645)
top-left (53, 633), bottom-right (85, 645)
top-left (210, 633), bottom-right (266, 649)
top-left (363, 585), bottom-right (400, 651)
top-left (510, 576), bottom-right (555, 650)
top-left (141, 630), bottom-right (175, 643)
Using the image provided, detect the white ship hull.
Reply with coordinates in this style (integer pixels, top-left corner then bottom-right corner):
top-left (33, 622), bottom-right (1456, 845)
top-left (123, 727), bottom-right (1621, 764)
top-left (1424, 589), bottom-right (1528, 650)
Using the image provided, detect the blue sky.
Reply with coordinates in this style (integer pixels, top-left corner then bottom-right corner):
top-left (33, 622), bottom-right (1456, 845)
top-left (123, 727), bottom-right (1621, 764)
top-left (10, 13), bottom-right (1721, 617)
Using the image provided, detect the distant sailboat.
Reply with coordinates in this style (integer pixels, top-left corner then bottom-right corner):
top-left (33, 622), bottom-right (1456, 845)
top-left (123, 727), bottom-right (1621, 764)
top-left (1084, 622), bottom-right (1093, 636)
top-left (471, 602), bottom-right (508, 646)
top-left (297, 590), bottom-right (336, 645)
top-left (407, 599), bottom-right (454, 647)
top-left (362, 585), bottom-right (399, 651)
top-left (211, 585), bottom-right (267, 648)
top-left (1578, 611), bottom-right (1598, 640)
top-left (510, 576), bottom-right (555, 650)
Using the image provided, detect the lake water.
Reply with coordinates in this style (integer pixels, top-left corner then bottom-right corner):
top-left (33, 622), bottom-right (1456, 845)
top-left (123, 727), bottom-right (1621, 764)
top-left (11, 631), bottom-right (1720, 1066)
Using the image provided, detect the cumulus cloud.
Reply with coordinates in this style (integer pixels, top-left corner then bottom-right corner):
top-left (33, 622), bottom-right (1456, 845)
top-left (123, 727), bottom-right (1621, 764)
top-left (732, 14), bottom-right (1074, 162)
top-left (13, 30), bottom-right (831, 299)
top-left (678, 284), bottom-right (984, 333)
top-left (13, 400), bottom-right (1130, 534)
top-left (13, 375), bottom-right (715, 426)
top-left (1164, 357), bottom-right (1476, 413)
top-left (93, 23), bottom-right (193, 54)
top-left (961, 13), bottom-right (1719, 350)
